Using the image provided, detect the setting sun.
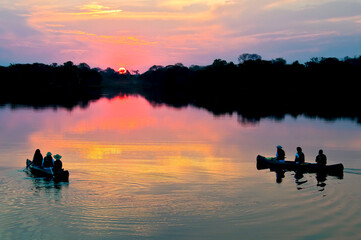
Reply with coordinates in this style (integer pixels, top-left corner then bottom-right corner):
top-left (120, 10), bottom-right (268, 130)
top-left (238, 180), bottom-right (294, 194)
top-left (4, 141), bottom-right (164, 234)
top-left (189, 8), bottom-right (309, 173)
top-left (118, 67), bottom-right (127, 74)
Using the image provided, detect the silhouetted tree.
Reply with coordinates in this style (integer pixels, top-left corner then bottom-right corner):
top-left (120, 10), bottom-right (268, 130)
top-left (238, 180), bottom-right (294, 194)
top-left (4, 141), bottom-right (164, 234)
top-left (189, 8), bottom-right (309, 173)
top-left (238, 53), bottom-right (262, 63)
top-left (78, 63), bottom-right (91, 70)
top-left (132, 70), bottom-right (140, 75)
top-left (63, 61), bottom-right (74, 68)
top-left (148, 65), bottom-right (164, 71)
top-left (212, 59), bottom-right (228, 67)
top-left (271, 58), bottom-right (287, 65)
top-left (105, 67), bottom-right (117, 75)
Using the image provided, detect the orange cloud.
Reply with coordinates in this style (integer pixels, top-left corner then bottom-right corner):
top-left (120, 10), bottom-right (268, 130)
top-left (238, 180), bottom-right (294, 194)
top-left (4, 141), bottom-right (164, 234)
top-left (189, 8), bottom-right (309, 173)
top-left (77, 2), bottom-right (122, 15)
top-left (156, 0), bottom-right (227, 10)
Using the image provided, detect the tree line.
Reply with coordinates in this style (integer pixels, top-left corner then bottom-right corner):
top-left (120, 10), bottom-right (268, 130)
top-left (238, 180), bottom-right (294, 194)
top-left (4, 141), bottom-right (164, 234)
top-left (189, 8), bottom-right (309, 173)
top-left (1, 55), bottom-right (361, 123)
top-left (0, 61), bottom-right (131, 109)
top-left (124, 54), bottom-right (361, 123)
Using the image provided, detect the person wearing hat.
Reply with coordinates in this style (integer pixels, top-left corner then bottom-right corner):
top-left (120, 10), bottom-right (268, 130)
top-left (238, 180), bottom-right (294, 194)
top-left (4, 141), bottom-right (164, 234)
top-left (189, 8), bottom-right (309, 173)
top-left (53, 154), bottom-right (63, 173)
top-left (276, 145), bottom-right (285, 162)
top-left (42, 152), bottom-right (54, 168)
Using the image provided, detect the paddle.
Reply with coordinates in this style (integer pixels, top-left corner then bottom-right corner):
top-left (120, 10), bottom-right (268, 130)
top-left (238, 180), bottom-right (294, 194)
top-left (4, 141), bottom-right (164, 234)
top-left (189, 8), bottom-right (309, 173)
top-left (24, 159), bottom-right (33, 171)
top-left (50, 167), bottom-right (54, 178)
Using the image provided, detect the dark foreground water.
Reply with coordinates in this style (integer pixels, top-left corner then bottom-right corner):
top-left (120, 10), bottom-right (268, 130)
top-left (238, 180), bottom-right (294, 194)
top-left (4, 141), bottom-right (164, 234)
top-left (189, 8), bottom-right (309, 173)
top-left (0, 96), bottom-right (361, 240)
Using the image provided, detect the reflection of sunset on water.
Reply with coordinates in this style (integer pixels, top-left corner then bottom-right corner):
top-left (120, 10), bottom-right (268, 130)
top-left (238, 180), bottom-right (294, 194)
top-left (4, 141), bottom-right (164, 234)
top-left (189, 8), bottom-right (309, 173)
top-left (0, 96), bottom-right (359, 174)
top-left (28, 135), bottom-right (243, 180)
top-left (17, 96), bottom-right (361, 171)
top-left (1, 96), bottom-right (361, 239)
top-left (24, 97), bottom-right (248, 183)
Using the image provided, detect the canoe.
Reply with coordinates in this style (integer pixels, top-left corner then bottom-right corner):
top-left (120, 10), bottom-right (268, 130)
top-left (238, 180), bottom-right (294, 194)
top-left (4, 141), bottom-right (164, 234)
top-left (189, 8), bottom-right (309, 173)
top-left (26, 159), bottom-right (69, 182)
top-left (256, 155), bottom-right (344, 176)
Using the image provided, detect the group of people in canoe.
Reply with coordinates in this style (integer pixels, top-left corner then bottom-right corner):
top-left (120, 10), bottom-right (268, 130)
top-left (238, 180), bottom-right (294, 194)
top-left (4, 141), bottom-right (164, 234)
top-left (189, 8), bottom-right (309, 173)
top-left (32, 149), bottom-right (64, 173)
top-left (275, 145), bottom-right (327, 165)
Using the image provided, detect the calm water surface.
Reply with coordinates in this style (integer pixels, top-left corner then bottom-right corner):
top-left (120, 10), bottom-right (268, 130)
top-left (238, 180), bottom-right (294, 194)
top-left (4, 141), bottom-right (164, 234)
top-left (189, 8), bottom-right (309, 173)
top-left (1, 96), bottom-right (361, 240)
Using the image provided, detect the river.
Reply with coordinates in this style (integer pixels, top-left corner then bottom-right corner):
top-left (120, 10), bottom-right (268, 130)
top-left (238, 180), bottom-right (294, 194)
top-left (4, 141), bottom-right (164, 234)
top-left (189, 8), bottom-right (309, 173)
top-left (0, 95), bottom-right (361, 240)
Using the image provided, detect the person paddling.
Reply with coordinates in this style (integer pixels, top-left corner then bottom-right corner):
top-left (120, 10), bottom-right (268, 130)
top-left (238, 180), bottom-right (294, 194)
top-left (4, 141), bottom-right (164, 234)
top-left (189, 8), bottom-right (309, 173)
top-left (295, 147), bottom-right (305, 164)
top-left (315, 149), bottom-right (327, 166)
top-left (276, 145), bottom-right (285, 162)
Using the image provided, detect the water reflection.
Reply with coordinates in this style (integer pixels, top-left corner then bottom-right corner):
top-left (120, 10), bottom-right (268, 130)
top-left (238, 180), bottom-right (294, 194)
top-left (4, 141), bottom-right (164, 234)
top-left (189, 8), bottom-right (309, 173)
top-left (24, 171), bottom-right (68, 189)
top-left (23, 170), bottom-right (68, 201)
top-left (0, 95), bottom-right (361, 239)
top-left (316, 172), bottom-right (327, 191)
top-left (258, 165), bottom-right (344, 193)
top-left (294, 171), bottom-right (309, 188)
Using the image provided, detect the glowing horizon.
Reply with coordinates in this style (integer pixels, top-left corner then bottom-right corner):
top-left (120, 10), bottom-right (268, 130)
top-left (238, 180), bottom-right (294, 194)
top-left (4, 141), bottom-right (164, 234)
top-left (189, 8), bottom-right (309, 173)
top-left (1, 0), bottom-right (361, 72)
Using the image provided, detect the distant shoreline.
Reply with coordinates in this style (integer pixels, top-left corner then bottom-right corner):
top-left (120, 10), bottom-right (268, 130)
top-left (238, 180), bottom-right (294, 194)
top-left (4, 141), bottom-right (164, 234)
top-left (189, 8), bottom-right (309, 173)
top-left (1, 56), bottom-right (361, 124)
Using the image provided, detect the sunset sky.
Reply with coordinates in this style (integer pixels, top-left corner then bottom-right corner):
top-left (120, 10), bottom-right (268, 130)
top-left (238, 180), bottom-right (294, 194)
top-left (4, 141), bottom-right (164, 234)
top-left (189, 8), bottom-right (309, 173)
top-left (1, 0), bottom-right (361, 72)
